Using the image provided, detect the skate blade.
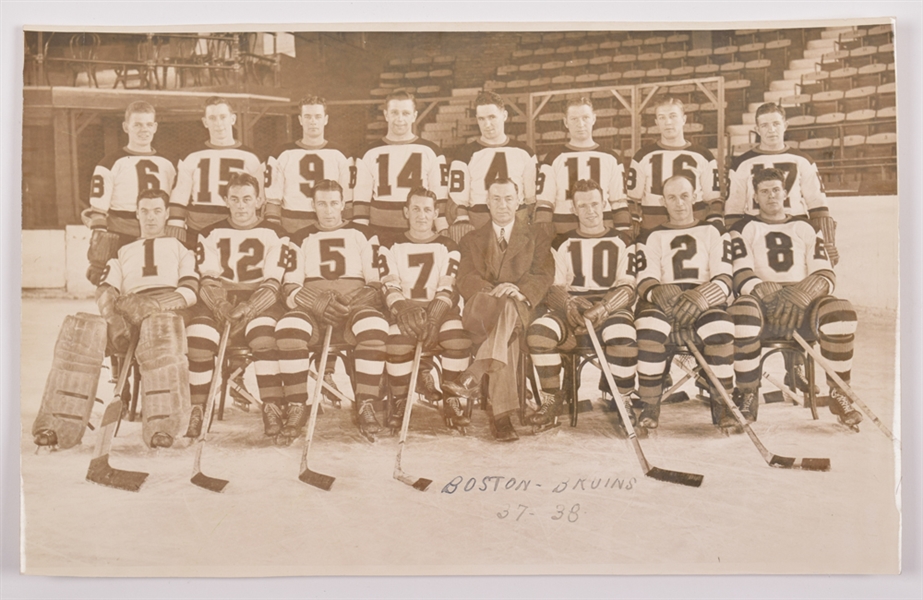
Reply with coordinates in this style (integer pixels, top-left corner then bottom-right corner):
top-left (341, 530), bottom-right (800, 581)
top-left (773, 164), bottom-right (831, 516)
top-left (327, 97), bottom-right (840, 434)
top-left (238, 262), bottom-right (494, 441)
top-left (191, 471), bottom-right (229, 493)
top-left (299, 468), bottom-right (335, 491)
top-left (86, 456), bottom-right (148, 492)
top-left (531, 421), bottom-right (561, 435)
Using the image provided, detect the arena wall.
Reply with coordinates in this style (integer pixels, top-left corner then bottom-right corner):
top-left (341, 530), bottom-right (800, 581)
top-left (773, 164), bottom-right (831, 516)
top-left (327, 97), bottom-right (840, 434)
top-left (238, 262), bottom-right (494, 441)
top-left (21, 195), bottom-right (900, 312)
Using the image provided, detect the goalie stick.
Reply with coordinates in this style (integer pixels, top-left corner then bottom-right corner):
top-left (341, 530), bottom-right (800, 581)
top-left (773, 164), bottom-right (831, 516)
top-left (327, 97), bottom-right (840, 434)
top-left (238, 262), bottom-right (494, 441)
top-left (686, 342), bottom-right (830, 471)
top-left (793, 332), bottom-right (896, 441)
top-left (585, 318), bottom-right (704, 488)
top-left (393, 342), bottom-right (432, 491)
top-left (191, 322), bottom-right (231, 492)
top-left (86, 335), bottom-right (149, 492)
top-left (298, 326), bottom-right (336, 490)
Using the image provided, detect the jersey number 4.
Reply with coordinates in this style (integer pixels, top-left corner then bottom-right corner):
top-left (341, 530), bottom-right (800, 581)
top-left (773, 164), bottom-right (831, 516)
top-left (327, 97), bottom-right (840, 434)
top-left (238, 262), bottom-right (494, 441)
top-left (377, 153), bottom-right (422, 197)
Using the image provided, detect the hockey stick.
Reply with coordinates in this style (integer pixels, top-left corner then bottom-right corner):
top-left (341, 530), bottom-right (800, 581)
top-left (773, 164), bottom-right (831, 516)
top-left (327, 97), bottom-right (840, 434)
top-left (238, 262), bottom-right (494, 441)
top-left (762, 372), bottom-right (801, 406)
top-left (307, 366), bottom-right (353, 406)
top-left (585, 318), bottom-right (704, 487)
top-left (686, 342), bottom-right (830, 471)
top-left (191, 322), bottom-right (231, 492)
top-left (793, 332), bottom-right (896, 441)
top-left (394, 341), bottom-right (432, 491)
top-left (299, 326), bottom-right (336, 490)
top-left (86, 335), bottom-right (149, 492)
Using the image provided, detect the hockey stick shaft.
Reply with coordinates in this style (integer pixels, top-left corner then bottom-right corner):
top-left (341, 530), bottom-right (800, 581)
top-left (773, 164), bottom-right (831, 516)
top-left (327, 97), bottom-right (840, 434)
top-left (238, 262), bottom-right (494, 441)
top-left (792, 332), bottom-right (895, 441)
top-left (307, 366), bottom-right (353, 405)
top-left (686, 342), bottom-right (829, 471)
top-left (94, 334), bottom-right (139, 456)
top-left (585, 318), bottom-right (703, 487)
top-left (394, 342), bottom-right (431, 491)
top-left (191, 322), bottom-right (231, 491)
top-left (299, 327), bottom-right (336, 490)
top-left (762, 372), bottom-right (801, 406)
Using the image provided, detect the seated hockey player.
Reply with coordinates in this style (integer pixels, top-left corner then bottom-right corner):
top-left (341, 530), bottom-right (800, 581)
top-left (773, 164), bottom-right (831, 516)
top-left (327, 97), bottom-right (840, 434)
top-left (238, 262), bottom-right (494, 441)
top-left (527, 179), bottom-right (637, 429)
top-left (634, 174), bottom-right (736, 430)
top-left (33, 189), bottom-right (198, 449)
top-left (379, 187), bottom-right (472, 432)
top-left (276, 179), bottom-right (390, 443)
top-left (184, 172), bottom-right (289, 439)
top-left (728, 167), bottom-right (861, 427)
top-left (445, 178), bottom-right (554, 442)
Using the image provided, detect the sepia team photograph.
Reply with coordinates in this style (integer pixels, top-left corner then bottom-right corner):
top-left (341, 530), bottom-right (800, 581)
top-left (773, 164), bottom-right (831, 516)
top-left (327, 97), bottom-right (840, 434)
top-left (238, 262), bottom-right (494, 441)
top-left (6, 3), bottom-right (918, 596)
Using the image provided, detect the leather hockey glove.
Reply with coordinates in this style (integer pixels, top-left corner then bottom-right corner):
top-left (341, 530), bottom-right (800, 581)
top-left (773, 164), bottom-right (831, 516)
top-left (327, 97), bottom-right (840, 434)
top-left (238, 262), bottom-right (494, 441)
top-left (422, 297), bottom-right (452, 348)
top-left (811, 215), bottom-right (839, 267)
top-left (391, 299), bottom-right (427, 338)
top-left (565, 296), bottom-right (594, 330)
top-left (583, 286), bottom-right (635, 329)
top-left (672, 281), bottom-right (727, 330)
top-left (96, 285), bottom-right (131, 353)
top-left (770, 274), bottom-right (830, 339)
top-left (649, 284), bottom-right (683, 317)
top-left (447, 221), bottom-right (475, 244)
top-left (199, 279), bottom-right (235, 325)
top-left (116, 291), bottom-right (189, 326)
top-left (164, 223), bottom-right (187, 244)
top-left (751, 281), bottom-right (783, 305)
top-left (228, 284), bottom-right (279, 327)
top-left (86, 229), bottom-right (121, 286)
top-left (294, 286), bottom-right (350, 326)
top-left (345, 285), bottom-right (383, 311)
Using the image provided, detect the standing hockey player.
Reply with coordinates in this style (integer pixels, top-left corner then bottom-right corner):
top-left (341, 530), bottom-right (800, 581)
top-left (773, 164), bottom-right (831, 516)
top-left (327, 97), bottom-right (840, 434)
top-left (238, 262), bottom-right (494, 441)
top-left (447, 90), bottom-right (542, 240)
top-left (34, 189), bottom-right (198, 449)
top-left (536, 97), bottom-right (630, 235)
top-left (379, 187), bottom-right (472, 432)
top-left (627, 96), bottom-right (723, 236)
top-left (276, 180), bottom-right (390, 442)
top-left (185, 172), bottom-right (288, 440)
top-left (352, 90), bottom-right (449, 237)
top-left (168, 97), bottom-right (264, 245)
top-left (446, 179), bottom-right (554, 442)
top-left (728, 168), bottom-right (860, 427)
top-left (726, 102), bottom-right (839, 266)
top-left (634, 174), bottom-right (735, 430)
top-left (264, 95), bottom-right (354, 233)
top-left (527, 179), bottom-right (637, 429)
top-left (82, 101), bottom-right (177, 284)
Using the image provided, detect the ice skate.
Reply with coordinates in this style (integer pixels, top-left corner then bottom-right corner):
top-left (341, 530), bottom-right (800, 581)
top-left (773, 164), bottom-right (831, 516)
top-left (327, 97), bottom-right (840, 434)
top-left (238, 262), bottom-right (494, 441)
top-left (442, 396), bottom-right (469, 434)
top-left (261, 402), bottom-right (284, 437)
top-left (829, 385), bottom-right (862, 431)
top-left (357, 400), bottom-right (380, 442)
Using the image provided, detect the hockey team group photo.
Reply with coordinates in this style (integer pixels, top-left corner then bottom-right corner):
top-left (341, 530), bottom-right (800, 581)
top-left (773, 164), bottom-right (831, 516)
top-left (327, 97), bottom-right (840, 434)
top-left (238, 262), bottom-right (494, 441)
top-left (18, 23), bottom-right (900, 576)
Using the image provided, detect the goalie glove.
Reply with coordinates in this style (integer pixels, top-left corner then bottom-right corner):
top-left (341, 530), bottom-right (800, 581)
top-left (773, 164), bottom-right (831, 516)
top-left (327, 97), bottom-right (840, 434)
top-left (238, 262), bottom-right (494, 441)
top-left (391, 299), bottom-right (427, 338)
top-left (672, 281), bottom-right (727, 329)
top-left (294, 286), bottom-right (350, 325)
top-left (649, 284), bottom-right (683, 317)
top-left (583, 286), bottom-right (635, 329)
top-left (811, 215), bottom-right (839, 267)
top-left (770, 274), bottom-right (830, 339)
top-left (447, 221), bottom-right (475, 244)
top-left (345, 285), bottom-right (383, 311)
top-left (422, 297), bottom-right (452, 348)
top-left (96, 285), bottom-right (131, 353)
top-left (86, 229), bottom-right (121, 285)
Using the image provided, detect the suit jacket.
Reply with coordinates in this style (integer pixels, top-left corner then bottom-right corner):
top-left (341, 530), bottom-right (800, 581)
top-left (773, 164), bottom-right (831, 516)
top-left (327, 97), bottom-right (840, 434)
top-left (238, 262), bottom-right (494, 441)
top-left (457, 214), bottom-right (554, 326)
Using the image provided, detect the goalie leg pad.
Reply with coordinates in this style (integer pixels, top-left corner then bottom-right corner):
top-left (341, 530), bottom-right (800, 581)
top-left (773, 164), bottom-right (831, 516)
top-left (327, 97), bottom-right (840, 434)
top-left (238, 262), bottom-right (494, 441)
top-left (136, 313), bottom-right (191, 447)
top-left (32, 313), bottom-right (107, 449)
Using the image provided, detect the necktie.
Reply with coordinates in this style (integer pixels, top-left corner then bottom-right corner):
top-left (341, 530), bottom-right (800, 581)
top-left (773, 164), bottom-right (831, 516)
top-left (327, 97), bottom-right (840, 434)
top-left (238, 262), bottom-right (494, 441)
top-left (498, 228), bottom-right (508, 252)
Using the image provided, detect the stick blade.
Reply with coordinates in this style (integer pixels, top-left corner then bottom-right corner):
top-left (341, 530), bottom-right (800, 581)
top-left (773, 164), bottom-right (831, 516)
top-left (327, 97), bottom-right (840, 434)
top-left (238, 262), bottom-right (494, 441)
top-left (646, 466), bottom-right (704, 488)
top-left (395, 471), bottom-right (432, 492)
top-left (298, 468), bottom-right (335, 491)
top-left (769, 455), bottom-right (831, 471)
top-left (191, 471), bottom-right (229, 493)
top-left (86, 456), bottom-right (148, 492)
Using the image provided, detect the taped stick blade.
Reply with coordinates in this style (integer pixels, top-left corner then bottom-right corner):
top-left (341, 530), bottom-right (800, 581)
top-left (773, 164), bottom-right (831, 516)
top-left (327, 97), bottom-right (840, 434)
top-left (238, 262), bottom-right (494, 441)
top-left (646, 466), bottom-right (704, 488)
top-left (298, 468), bottom-right (335, 491)
top-left (86, 456), bottom-right (148, 492)
top-left (769, 455), bottom-right (831, 472)
top-left (191, 471), bottom-right (229, 493)
top-left (395, 469), bottom-right (432, 492)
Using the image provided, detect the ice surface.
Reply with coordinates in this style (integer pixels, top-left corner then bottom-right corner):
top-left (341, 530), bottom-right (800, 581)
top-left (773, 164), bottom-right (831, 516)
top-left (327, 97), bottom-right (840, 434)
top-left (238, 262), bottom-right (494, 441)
top-left (18, 298), bottom-right (900, 576)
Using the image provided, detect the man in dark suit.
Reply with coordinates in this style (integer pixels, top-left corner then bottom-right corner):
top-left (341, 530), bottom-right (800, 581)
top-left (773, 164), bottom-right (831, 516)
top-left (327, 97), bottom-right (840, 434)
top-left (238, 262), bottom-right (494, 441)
top-left (446, 179), bottom-right (554, 441)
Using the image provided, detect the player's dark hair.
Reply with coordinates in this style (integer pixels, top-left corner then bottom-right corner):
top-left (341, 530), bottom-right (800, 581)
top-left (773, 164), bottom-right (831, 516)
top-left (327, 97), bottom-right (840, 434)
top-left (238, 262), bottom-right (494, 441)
top-left (565, 96), bottom-right (594, 113)
top-left (204, 96), bottom-right (234, 113)
top-left (314, 179), bottom-right (344, 199)
top-left (755, 102), bottom-right (786, 122)
top-left (487, 177), bottom-right (519, 195)
top-left (406, 186), bottom-right (437, 208)
top-left (136, 188), bottom-right (169, 208)
top-left (752, 167), bottom-right (786, 192)
top-left (662, 173), bottom-right (696, 193)
top-left (225, 172), bottom-right (260, 195)
top-left (655, 95), bottom-right (685, 116)
top-left (299, 95), bottom-right (327, 113)
top-left (571, 178), bottom-right (603, 198)
top-left (475, 90), bottom-right (506, 111)
top-left (124, 101), bottom-right (156, 122)
top-left (384, 90), bottom-right (416, 111)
